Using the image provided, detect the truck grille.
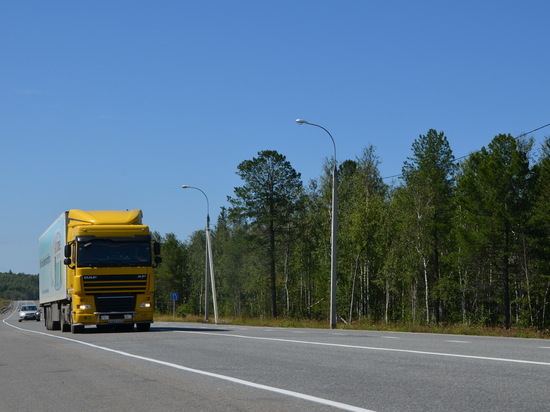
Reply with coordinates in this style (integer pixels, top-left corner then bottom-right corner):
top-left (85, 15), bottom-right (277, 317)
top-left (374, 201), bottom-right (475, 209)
top-left (95, 295), bottom-right (136, 312)
top-left (82, 274), bottom-right (147, 293)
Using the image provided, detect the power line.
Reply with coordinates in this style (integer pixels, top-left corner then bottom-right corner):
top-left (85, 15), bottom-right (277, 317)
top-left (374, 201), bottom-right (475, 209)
top-left (381, 122), bottom-right (550, 180)
top-left (516, 122), bottom-right (550, 139)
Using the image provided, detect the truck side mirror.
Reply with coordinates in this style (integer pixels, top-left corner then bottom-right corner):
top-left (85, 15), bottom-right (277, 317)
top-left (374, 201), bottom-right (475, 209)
top-left (64, 258), bottom-right (72, 265)
top-left (153, 241), bottom-right (161, 255)
top-left (64, 244), bottom-right (72, 258)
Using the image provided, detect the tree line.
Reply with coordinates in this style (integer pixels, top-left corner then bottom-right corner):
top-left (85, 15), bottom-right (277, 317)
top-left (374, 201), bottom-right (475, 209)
top-left (158, 130), bottom-right (549, 329)
top-left (0, 272), bottom-right (39, 300)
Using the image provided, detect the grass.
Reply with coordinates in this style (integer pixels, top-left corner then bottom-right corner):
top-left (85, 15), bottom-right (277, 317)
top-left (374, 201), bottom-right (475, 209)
top-left (2, 301), bottom-right (546, 339)
top-left (0, 298), bottom-right (13, 314)
top-left (154, 313), bottom-right (550, 339)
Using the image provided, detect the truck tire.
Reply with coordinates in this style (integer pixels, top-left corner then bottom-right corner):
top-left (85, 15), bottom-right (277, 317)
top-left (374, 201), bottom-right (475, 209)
top-left (61, 318), bottom-right (71, 332)
top-left (52, 319), bottom-right (61, 330)
top-left (123, 323), bottom-right (135, 332)
top-left (45, 306), bottom-right (52, 330)
top-left (60, 305), bottom-right (71, 332)
top-left (50, 305), bottom-right (61, 330)
top-left (71, 324), bottom-right (84, 334)
top-left (136, 323), bottom-right (150, 332)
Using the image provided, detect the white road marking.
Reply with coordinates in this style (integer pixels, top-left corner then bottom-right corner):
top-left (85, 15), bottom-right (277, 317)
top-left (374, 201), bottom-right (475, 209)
top-left (175, 331), bottom-right (550, 367)
top-left (2, 320), bottom-right (373, 412)
top-left (445, 340), bottom-right (471, 343)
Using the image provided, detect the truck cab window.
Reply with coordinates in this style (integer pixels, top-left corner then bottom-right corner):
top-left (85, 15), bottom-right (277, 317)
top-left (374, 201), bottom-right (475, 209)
top-left (77, 239), bottom-right (151, 267)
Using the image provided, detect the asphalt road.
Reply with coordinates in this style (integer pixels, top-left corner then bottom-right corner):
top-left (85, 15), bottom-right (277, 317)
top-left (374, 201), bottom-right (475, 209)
top-left (1, 301), bottom-right (549, 411)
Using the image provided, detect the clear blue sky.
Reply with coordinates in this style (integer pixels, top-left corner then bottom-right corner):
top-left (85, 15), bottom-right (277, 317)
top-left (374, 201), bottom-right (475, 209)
top-left (1, 1), bottom-right (549, 275)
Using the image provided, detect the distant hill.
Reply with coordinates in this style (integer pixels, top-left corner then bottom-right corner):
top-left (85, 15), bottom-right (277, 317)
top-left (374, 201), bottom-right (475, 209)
top-left (0, 272), bottom-right (39, 300)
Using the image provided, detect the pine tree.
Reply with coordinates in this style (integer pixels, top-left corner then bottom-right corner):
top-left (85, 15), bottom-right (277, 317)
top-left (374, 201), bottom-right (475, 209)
top-left (528, 138), bottom-right (550, 328)
top-left (400, 129), bottom-right (456, 324)
top-left (455, 134), bottom-right (533, 329)
top-left (228, 150), bottom-right (303, 317)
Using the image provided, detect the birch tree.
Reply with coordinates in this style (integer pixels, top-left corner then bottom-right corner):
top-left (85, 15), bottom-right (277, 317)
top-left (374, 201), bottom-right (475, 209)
top-left (401, 129), bottom-right (456, 324)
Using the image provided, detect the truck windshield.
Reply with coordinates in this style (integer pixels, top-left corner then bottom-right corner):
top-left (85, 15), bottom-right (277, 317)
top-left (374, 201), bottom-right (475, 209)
top-left (77, 239), bottom-right (151, 268)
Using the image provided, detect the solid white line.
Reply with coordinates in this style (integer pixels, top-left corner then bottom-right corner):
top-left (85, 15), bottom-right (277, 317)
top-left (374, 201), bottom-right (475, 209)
top-left (1, 320), bottom-right (373, 412)
top-left (176, 331), bottom-right (550, 367)
top-left (445, 340), bottom-right (471, 343)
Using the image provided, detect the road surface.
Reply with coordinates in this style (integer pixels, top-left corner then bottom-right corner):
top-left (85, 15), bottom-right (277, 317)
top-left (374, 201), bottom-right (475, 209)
top-left (1, 302), bottom-right (549, 411)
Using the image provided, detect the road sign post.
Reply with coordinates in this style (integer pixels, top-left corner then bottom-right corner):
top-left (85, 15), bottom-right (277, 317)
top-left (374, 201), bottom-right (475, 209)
top-left (170, 292), bottom-right (178, 321)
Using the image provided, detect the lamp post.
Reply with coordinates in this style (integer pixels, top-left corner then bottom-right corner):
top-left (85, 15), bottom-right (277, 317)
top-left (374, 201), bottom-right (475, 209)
top-left (295, 119), bottom-right (338, 329)
top-left (181, 185), bottom-right (219, 324)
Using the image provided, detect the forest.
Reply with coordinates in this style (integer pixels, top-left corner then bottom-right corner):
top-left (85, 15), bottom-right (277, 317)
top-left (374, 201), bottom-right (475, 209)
top-left (0, 272), bottom-right (39, 300)
top-left (154, 129), bottom-right (550, 330)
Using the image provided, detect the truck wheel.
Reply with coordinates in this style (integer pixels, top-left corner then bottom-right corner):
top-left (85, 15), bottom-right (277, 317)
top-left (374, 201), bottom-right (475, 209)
top-left (61, 320), bottom-right (71, 332)
top-left (123, 323), bottom-right (135, 332)
top-left (51, 306), bottom-right (61, 330)
top-left (71, 324), bottom-right (84, 334)
top-left (60, 307), bottom-right (71, 332)
top-left (45, 307), bottom-right (52, 330)
top-left (136, 323), bottom-right (150, 332)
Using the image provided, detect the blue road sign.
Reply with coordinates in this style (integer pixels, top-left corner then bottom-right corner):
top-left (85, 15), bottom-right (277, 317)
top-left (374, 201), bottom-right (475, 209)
top-left (170, 292), bottom-right (178, 301)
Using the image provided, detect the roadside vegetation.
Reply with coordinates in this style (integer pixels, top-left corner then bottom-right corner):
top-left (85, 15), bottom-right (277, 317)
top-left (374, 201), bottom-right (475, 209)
top-left (0, 272), bottom-right (38, 300)
top-left (1, 298), bottom-right (13, 314)
top-left (154, 313), bottom-right (549, 339)
top-left (154, 130), bottom-right (550, 332)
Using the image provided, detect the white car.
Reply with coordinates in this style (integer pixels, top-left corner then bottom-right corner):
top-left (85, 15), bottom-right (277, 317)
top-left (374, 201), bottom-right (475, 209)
top-left (18, 305), bottom-right (41, 322)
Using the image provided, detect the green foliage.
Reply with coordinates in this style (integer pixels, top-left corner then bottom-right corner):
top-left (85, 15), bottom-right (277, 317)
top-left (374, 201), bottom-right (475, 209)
top-left (153, 131), bottom-right (550, 331)
top-left (227, 150), bottom-right (303, 318)
top-left (396, 129), bottom-right (456, 325)
top-left (154, 233), bottom-right (188, 314)
top-left (336, 146), bottom-right (389, 323)
top-left (0, 272), bottom-right (38, 300)
top-left (455, 134), bottom-right (535, 329)
top-left (530, 138), bottom-right (550, 260)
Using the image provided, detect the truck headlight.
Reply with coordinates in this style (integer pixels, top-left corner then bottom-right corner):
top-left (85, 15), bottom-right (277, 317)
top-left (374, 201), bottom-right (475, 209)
top-left (140, 303), bottom-right (152, 308)
top-left (76, 304), bottom-right (91, 310)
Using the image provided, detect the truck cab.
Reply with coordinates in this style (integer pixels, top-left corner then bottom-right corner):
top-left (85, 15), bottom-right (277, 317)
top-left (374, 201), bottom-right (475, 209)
top-left (40, 210), bottom-right (161, 333)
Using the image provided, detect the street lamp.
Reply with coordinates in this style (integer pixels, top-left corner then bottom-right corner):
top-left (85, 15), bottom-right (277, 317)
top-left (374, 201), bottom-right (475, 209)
top-left (181, 185), bottom-right (219, 324)
top-left (295, 119), bottom-right (338, 329)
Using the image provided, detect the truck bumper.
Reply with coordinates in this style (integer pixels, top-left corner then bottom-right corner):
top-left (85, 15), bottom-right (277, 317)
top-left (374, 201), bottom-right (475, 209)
top-left (73, 311), bottom-right (153, 325)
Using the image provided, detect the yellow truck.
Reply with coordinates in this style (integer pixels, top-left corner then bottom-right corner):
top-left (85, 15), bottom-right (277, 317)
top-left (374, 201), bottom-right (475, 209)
top-left (39, 210), bottom-right (161, 333)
